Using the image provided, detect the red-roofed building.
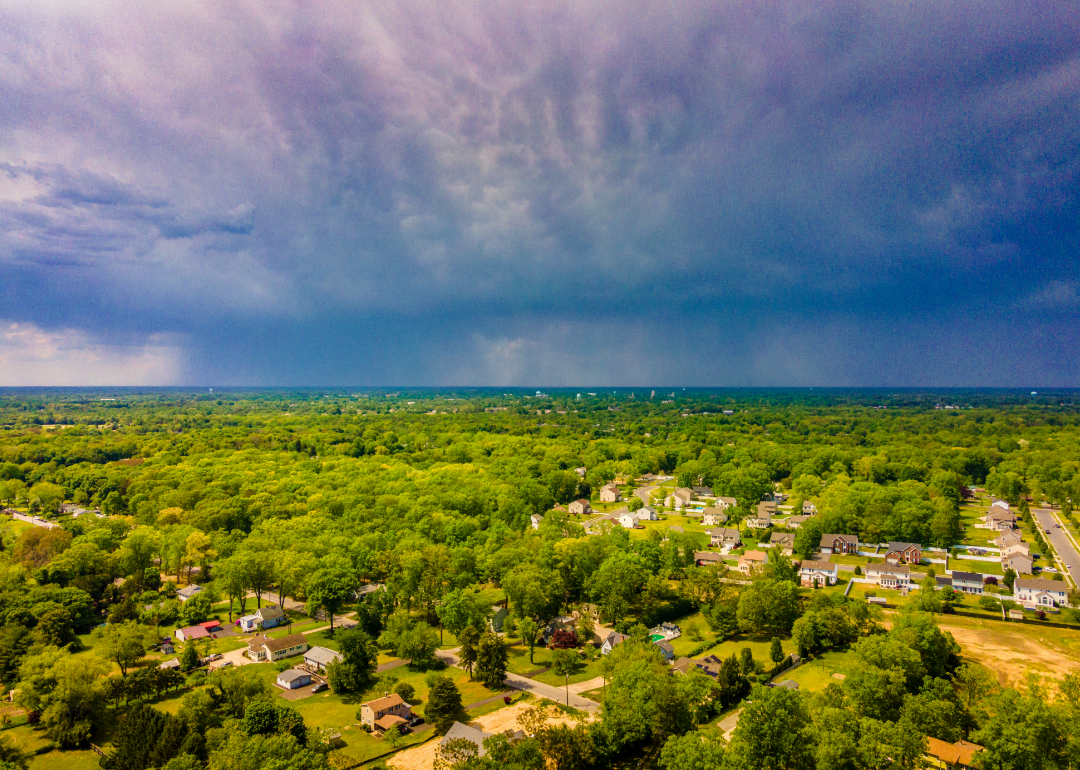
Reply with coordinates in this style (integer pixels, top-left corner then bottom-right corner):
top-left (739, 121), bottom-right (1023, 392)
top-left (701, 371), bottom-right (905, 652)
top-left (174, 625), bottom-right (210, 642)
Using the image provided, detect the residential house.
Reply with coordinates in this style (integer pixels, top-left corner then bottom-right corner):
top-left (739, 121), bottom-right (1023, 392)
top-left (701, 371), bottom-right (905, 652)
top-left (360, 693), bottom-right (412, 732)
top-left (948, 572), bottom-right (984, 594)
top-left (983, 509), bottom-right (1018, 531)
top-left (799, 559), bottom-right (838, 587)
top-left (1014, 578), bottom-right (1071, 608)
top-left (988, 498), bottom-right (1010, 513)
top-left (694, 551), bottom-right (726, 567)
top-left (575, 604), bottom-right (601, 624)
top-left (747, 501), bottom-right (776, 528)
top-left (601, 632), bottom-right (630, 655)
top-left (692, 486), bottom-right (714, 498)
top-left (530, 514), bottom-right (544, 530)
top-left (177, 585), bottom-right (203, 602)
top-left (618, 512), bottom-right (640, 529)
top-left (738, 550), bottom-right (769, 574)
top-left (1002, 552), bottom-right (1034, 574)
top-left (637, 505), bottom-right (658, 521)
top-left (995, 529), bottom-right (1023, 549)
top-left (709, 528), bottom-right (742, 549)
top-left (925, 738), bottom-right (984, 770)
top-left (356, 583), bottom-right (386, 601)
top-left (716, 496), bottom-right (738, 509)
top-left (884, 542), bottom-right (922, 565)
top-left (672, 655), bottom-right (724, 678)
top-left (490, 606), bottom-right (509, 633)
top-left (701, 507), bottom-right (728, 526)
top-left (175, 625), bottom-right (210, 643)
top-left (246, 632), bottom-right (308, 663)
top-left (303, 646), bottom-right (343, 672)
top-left (541, 616), bottom-right (577, 645)
top-left (277, 669), bottom-right (313, 690)
top-left (1001, 542), bottom-right (1030, 558)
top-left (654, 640), bottom-right (675, 661)
top-left (819, 534), bottom-right (859, 555)
top-left (802, 501), bottom-right (818, 514)
top-left (158, 658), bottom-right (181, 670)
top-left (600, 483), bottom-right (621, 503)
top-left (787, 515), bottom-right (809, 529)
top-left (439, 723), bottom-right (524, 757)
top-left (239, 604), bottom-right (286, 633)
top-left (865, 564), bottom-right (912, 589)
top-left (666, 488), bottom-right (694, 509)
top-left (568, 499), bottom-right (591, 515)
top-left (770, 532), bottom-right (795, 554)
top-left (574, 467), bottom-right (586, 478)
top-left (650, 622), bottom-right (681, 640)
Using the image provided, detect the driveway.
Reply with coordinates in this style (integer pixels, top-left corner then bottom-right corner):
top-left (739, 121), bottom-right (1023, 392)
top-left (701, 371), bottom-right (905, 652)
top-left (1032, 508), bottom-right (1080, 586)
top-left (435, 649), bottom-right (600, 712)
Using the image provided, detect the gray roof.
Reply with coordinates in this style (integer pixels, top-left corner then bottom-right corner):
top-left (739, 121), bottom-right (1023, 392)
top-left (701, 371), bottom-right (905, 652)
top-left (277, 668), bottom-right (309, 683)
top-left (1015, 578), bottom-right (1068, 592)
top-left (800, 559), bottom-right (836, 572)
top-left (950, 571), bottom-right (983, 583)
top-left (304, 646), bottom-right (343, 665)
top-left (441, 722), bottom-right (494, 757)
top-left (887, 541), bottom-right (921, 551)
top-left (868, 564), bottom-right (910, 575)
top-left (936, 576), bottom-right (953, 586)
top-left (177, 585), bottom-right (203, 598)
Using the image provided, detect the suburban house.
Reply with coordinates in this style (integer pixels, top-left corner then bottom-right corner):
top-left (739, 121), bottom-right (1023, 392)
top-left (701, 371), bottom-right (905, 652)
top-left (747, 501), bottom-right (776, 528)
top-left (692, 486), bottom-right (714, 498)
top-left (1014, 578), bottom-right (1071, 608)
top-left (665, 488), bottom-right (694, 509)
top-left (574, 467), bottom-right (586, 478)
top-left (1002, 552), bottom-right (1034, 574)
top-left (600, 483), bottom-right (621, 502)
top-left (770, 532), bottom-right (795, 554)
top-left (490, 606), bottom-right (509, 632)
top-left (709, 528), bottom-right (742, 549)
top-left (637, 506), bottom-right (658, 521)
top-left (988, 499), bottom-right (1010, 513)
top-left (246, 632), bottom-right (308, 662)
top-left (694, 551), bottom-right (726, 566)
top-left (672, 655), bottom-right (723, 678)
top-left (575, 603), bottom-right (601, 624)
top-left (175, 625), bottom-right (210, 643)
top-left (239, 604), bottom-right (286, 633)
top-left (439, 723), bottom-right (524, 757)
top-left (787, 515), bottom-right (809, 529)
top-left (360, 693), bottom-right (412, 732)
top-left (176, 585), bottom-right (203, 602)
top-left (541, 616), bottom-right (577, 645)
top-left (884, 541), bottom-right (922, 565)
top-left (158, 658), bottom-right (181, 670)
top-left (568, 499), bottom-right (591, 515)
top-left (983, 509), bottom-right (1018, 530)
top-left (820, 534), bottom-right (859, 555)
top-left (702, 507), bottom-right (729, 526)
top-left (277, 669), bottom-right (313, 690)
top-left (530, 514), bottom-right (544, 530)
top-left (995, 530), bottom-right (1023, 549)
top-left (303, 646), bottom-right (343, 672)
top-left (866, 564), bottom-right (912, 589)
top-left (802, 501), bottom-right (818, 514)
top-left (356, 583), bottom-right (386, 601)
top-left (601, 632), bottom-right (630, 655)
top-left (799, 559), bottom-right (838, 587)
top-left (738, 550), bottom-right (769, 574)
top-left (618, 512), bottom-right (640, 529)
top-left (948, 572), bottom-right (984, 594)
top-left (649, 622), bottom-right (681, 640)
top-left (925, 737), bottom-right (984, 770)
top-left (1001, 542), bottom-right (1030, 558)
top-left (654, 640), bottom-right (675, 661)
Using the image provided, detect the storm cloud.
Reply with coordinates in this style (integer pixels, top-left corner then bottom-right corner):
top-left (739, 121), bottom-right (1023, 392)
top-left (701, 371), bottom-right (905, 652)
top-left (1, 0), bottom-right (1078, 385)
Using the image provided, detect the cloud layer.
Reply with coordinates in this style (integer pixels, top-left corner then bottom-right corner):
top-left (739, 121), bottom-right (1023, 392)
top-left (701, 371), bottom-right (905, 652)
top-left (1, 0), bottom-right (1078, 385)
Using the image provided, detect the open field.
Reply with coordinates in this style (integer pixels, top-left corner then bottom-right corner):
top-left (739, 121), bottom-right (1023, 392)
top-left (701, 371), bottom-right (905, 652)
top-left (782, 649), bottom-right (861, 691)
top-left (935, 614), bottom-right (1080, 688)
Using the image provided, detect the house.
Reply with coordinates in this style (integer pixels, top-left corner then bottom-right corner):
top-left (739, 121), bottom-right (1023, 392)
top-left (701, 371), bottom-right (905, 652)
top-left (948, 572), bottom-right (984, 594)
top-left (925, 737), bottom-right (984, 770)
top-left (988, 498), bottom-right (1010, 513)
top-left (787, 515), bottom-right (809, 529)
top-left (439, 722), bottom-right (524, 757)
top-left (770, 532), bottom-right (795, 554)
top-left (574, 467), bottom-right (586, 478)
top-left (709, 528), bottom-right (742, 549)
top-left (636, 505), bottom-right (658, 521)
top-left (694, 551), bottom-right (726, 566)
top-left (356, 583), bottom-right (386, 600)
top-left (618, 512), bottom-right (640, 529)
top-left (277, 669), bottom-right (313, 689)
top-left (650, 622), bottom-right (681, 640)
top-left (177, 585), bottom-right (203, 602)
top-left (175, 625), bottom-right (210, 643)
top-left (601, 632), bottom-right (630, 655)
top-left (1001, 542), bottom-right (1030, 558)
top-left (701, 507), bottom-right (728, 526)
top-left (802, 501), bottom-right (818, 514)
top-left (747, 501), bottom-right (775, 528)
top-left (995, 530), bottom-right (1023, 549)
top-left (819, 534), bottom-right (859, 555)
top-left (600, 483), bottom-right (621, 503)
top-left (158, 658), bottom-right (181, 670)
top-left (568, 499), bottom-right (591, 515)
top-left (303, 646), bottom-right (343, 672)
top-left (799, 559), bottom-right (838, 587)
top-left (575, 603), bottom-right (601, 624)
top-left (666, 488), bottom-right (694, 509)
top-left (1002, 552), bottom-right (1034, 574)
top-left (360, 693), bottom-right (412, 731)
top-left (246, 632), bottom-right (308, 662)
top-left (1014, 578), bottom-right (1071, 608)
top-left (530, 513), bottom-right (544, 530)
top-left (654, 640), bottom-right (675, 661)
top-left (983, 509), bottom-right (1018, 530)
top-left (716, 496), bottom-right (737, 509)
top-left (239, 604), bottom-right (286, 633)
top-left (865, 564), bottom-right (911, 589)
top-left (738, 550), bottom-right (769, 574)
top-left (884, 542), bottom-right (922, 565)
top-left (490, 606), bottom-right (509, 632)
top-left (541, 616), bottom-right (577, 644)
top-left (692, 486), bottom-right (714, 498)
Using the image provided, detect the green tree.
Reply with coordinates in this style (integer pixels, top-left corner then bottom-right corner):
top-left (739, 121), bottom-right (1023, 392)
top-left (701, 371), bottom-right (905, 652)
top-left (93, 621), bottom-right (156, 677)
top-left (476, 631), bottom-right (508, 690)
top-left (972, 688), bottom-right (1068, 770)
top-left (179, 593), bottom-right (213, 626)
top-left (770, 637), bottom-right (784, 669)
top-left (458, 626), bottom-right (480, 679)
top-left (517, 617), bottom-right (540, 663)
top-left (727, 685), bottom-right (815, 770)
top-left (659, 731), bottom-right (726, 770)
top-left (180, 641), bottom-right (201, 672)
top-left (425, 675), bottom-right (467, 734)
top-left (551, 649), bottom-right (580, 705)
top-left (305, 562), bottom-right (355, 631)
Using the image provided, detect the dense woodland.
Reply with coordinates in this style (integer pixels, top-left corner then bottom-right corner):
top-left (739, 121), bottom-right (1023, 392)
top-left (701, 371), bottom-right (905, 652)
top-left (0, 388), bottom-right (1079, 770)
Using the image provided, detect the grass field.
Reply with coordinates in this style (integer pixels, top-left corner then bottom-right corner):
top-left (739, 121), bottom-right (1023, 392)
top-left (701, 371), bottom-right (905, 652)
top-left (782, 648), bottom-right (860, 691)
top-left (949, 557), bottom-right (1004, 575)
top-left (28, 750), bottom-right (102, 770)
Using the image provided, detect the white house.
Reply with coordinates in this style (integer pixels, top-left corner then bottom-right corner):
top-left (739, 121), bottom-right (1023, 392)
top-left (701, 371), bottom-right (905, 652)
top-left (530, 514), bottom-right (544, 530)
top-left (747, 501), bottom-right (774, 529)
top-left (239, 604), bottom-right (287, 633)
top-left (738, 550), bottom-right (769, 574)
top-left (649, 622), bottom-right (681, 640)
top-left (1014, 578), bottom-right (1071, 608)
top-left (947, 571), bottom-right (985, 594)
top-left (709, 527), bottom-right (742, 549)
top-left (303, 646), bottom-right (343, 672)
top-left (799, 559), bottom-right (838, 587)
top-left (636, 506), bottom-right (658, 521)
top-left (277, 669), bottom-right (313, 689)
top-left (619, 512), bottom-right (640, 529)
top-left (665, 488), bottom-right (694, 509)
top-left (865, 564), bottom-right (911, 590)
top-left (568, 499), bottom-right (591, 515)
top-left (176, 585), bottom-right (203, 602)
top-left (701, 507), bottom-right (728, 526)
top-left (601, 632), bottom-right (630, 655)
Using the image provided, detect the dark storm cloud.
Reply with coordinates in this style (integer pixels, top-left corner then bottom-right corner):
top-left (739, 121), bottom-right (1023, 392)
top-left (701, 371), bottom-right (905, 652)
top-left (0, 0), bottom-right (1077, 385)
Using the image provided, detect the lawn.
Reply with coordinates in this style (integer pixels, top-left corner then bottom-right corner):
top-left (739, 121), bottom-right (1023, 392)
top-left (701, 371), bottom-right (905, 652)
top-left (28, 750), bottom-right (103, 770)
top-left (704, 636), bottom-right (797, 669)
top-left (506, 643), bottom-right (550, 676)
top-left (948, 557), bottom-right (1004, 575)
top-left (782, 648), bottom-right (861, 691)
top-left (532, 654), bottom-right (604, 687)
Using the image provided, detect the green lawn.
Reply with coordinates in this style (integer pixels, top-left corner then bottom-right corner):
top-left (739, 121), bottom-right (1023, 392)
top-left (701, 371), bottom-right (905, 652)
top-left (704, 636), bottom-right (797, 669)
top-left (28, 749), bottom-right (103, 770)
top-left (532, 654), bottom-right (604, 687)
top-left (782, 648), bottom-right (860, 691)
top-left (948, 557), bottom-right (1003, 575)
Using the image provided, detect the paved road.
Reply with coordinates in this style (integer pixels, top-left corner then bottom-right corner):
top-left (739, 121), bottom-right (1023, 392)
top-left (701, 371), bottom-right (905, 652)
top-left (1032, 507), bottom-right (1080, 586)
top-left (435, 649), bottom-right (600, 712)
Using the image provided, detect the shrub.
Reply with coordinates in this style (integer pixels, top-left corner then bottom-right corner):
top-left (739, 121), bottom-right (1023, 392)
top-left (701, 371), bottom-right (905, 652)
top-left (853, 566), bottom-right (862, 576)
top-left (393, 682), bottom-right (415, 702)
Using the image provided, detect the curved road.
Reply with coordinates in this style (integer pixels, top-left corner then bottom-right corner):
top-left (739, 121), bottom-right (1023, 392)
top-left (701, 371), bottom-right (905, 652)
top-left (1032, 507), bottom-right (1080, 587)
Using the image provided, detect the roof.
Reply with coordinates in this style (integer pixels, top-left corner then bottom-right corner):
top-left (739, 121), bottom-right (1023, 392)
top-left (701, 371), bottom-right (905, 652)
top-left (277, 668), bottom-right (309, 683)
top-left (362, 692), bottom-right (406, 712)
top-left (986, 509), bottom-right (1016, 520)
top-left (158, 658), bottom-right (181, 669)
top-left (800, 559), bottom-right (836, 572)
top-left (305, 646), bottom-right (343, 665)
top-left (199, 620), bottom-right (222, 629)
top-left (694, 551), bottom-right (725, 563)
top-left (886, 541), bottom-right (920, 551)
top-left (177, 585), bottom-right (203, 597)
top-left (262, 633), bottom-right (307, 653)
top-left (256, 604), bottom-right (285, 620)
top-left (867, 564), bottom-right (910, 575)
top-left (178, 625), bottom-right (210, 639)
top-left (708, 527), bottom-right (741, 539)
top-left (701, 506), bottom-right (728, 518)
top-left (741, 550), bottom-right (768, 562)
top-left (936, 576), bottom-right (953, 586)
top-left (951, 571), bottom-right (983, 583)
top-left (375, 714), bottom-right (409, 730)
top-left (717, 496), bottom-right (737, 506)
top-left (604, 632), bottom-right (630, 646)
top-left (926, 737), bottom-right (983, 767)
top-left (655, 640), bottom-right (674, 653)
top-left (757, 501), bottom-right (776, 512)
top-left (440, 722), bottom-right (494, 756)
top-left (821, 533), bottom-right (857, 545)
top-left (1015, 578), bottom-right (1068, 593)
top-left (572, 498), bottom-right (590, 506)
top-left (770, 532), bottom-right (795, 545)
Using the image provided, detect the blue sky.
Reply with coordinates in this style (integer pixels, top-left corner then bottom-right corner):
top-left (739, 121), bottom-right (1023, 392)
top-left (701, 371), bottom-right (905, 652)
top-left (1, 0), bottom-right (1078, 386)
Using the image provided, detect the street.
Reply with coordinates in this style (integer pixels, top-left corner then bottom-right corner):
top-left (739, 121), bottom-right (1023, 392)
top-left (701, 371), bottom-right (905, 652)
top-left (1031, 507), bottom-right (1080, 587)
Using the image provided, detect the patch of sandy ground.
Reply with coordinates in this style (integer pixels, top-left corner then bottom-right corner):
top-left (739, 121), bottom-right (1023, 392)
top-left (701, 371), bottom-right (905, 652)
top-left (388, 701), bottom-right (588, 770)
top-left (936, 623), bottom-right (1080, 689)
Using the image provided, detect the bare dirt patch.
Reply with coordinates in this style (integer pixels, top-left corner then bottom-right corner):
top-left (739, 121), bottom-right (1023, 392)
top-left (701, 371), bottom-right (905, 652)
top-left (941, 622), bottom-right (1080, 687)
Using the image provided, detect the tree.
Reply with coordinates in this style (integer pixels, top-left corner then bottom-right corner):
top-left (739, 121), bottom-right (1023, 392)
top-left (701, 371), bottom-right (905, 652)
top-left (551, 649), bottom-right (579, 705)
top-left (476, 631), bottom-right (508, 690)
top-left (726, 685), bottom-right (815, 770)
top-left (458, 626), bottom-right (480, 679)
top-left (769, 637), bottom-right (784, 669)
top-left (179, 593), bottom-right (213, 626)
top-left (972, 688), bottom-right (1068, 770)
top-left (517, 617), bottom-right (540, 664)
top-left (305, 562), bottom-right (354, 630)
top-left (660, 732), bottom-right (726, 770)
top-left (93, 622), bottom-right (156, 677)
top-left (399, 622), bottom-right (440, 669)
top-left (953, 663), bottom-right (994, 711)
top-left (15, 649), bottom-right (108, 749)
top-left (180, 641), bottom-right (201, 672)
top-left (425, 675), bottom-right (467, 734)
top-left (437, 588), bottom-right (490, 645)
top-left (1003, 568), bottom-right (1017, 591)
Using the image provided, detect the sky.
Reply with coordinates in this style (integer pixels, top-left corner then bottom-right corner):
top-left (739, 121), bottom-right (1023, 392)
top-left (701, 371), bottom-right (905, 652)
top-left (1, 0), bottom-right (1078, 387)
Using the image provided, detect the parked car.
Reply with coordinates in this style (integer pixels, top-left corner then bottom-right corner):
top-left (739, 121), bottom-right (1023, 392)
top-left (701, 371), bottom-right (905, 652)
top-left (206, 653), bottom-right (223, 662)
top-left (409, 716), bottom-right (425, 727)
top-left (311, 682), bottom-right (328, 693)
